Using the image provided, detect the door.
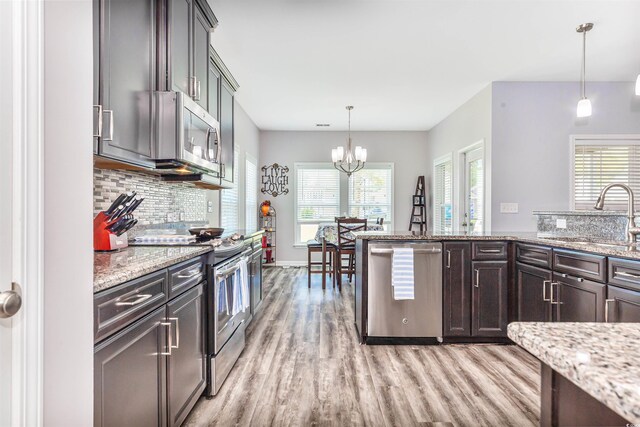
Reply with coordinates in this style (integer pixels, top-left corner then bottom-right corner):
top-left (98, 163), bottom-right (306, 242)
top-left (94, 307), bottom-right (168, 427)
top-left (516, 262), bottom-right (552, 321)
top-left (167, 284), bottom-right (206, 427)
top-left (192, 4), bottom-right (210, 109)
top-left (461, 146), bottom-right (484, 233)
top-left (97, 0), bottom-right (155, 166)
top-left (606, 285), bottom-right (640, 322)
top-left (553, 273), bottom-right (605, 322)
top-left (170, 0), bottom-right (192, 94)
top-left (472, 261), bottom-right (508, 337)
top-left (220, 79), bottom-right (235, 183)
top-left (443, 242), bottom-right (471, 337)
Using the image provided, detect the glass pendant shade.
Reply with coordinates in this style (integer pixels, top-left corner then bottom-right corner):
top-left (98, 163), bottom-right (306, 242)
top-left (636, 74), bottom-right (640, 96)
top-left (577, 98), bottom-right (592, 118)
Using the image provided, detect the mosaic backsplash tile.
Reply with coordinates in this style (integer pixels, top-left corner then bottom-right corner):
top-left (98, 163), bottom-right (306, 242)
top-left (94, 168), bottom-right (208, 228)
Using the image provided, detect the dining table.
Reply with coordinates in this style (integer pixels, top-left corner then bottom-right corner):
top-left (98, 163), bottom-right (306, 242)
top-left (314, 222), bottom-right (384, 246)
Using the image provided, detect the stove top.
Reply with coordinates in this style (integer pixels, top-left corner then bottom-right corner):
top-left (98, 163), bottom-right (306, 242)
top-left (129, 234), bottom-right (247, 255)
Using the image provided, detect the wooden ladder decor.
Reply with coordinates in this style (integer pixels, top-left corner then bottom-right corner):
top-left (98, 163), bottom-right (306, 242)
top-left (409, 176), bottom-right (427, 232)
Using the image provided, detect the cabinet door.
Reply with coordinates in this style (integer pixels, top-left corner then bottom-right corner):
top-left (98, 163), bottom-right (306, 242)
top-left (553, 273), bottom-right (605, 322)
top-left (208, 59), bottom-right (221, 120)
top-left (516, 262), bottom-right (552, 322)
top-left (192, 4), bottom-right (210, 110)
top-left (98, 0), bottom-right (155, 167)
top-left (443, 242), bottom-right (471, 337)
top-left (169, 0), bottom-right (192, 95)
top-left (472, 261), bottom-right (508, 337)
top-left (166, 283), bottom-right (206, 427)
top-left (606, 285), bottom-right (640, 322)
top-left (94, 307), bottom-right (167, 427)
top-left (220, 79), bottom-right (235, 184)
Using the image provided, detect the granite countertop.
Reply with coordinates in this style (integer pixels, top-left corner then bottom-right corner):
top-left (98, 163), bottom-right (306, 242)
top-left (94, 246), bottom-right (213, 293)
top-left (534, 210), bottom-right (640, 217)
top-left (353, 230), bottom-right (640, 260)
top-left (508, 322), bottom-right (640, 424)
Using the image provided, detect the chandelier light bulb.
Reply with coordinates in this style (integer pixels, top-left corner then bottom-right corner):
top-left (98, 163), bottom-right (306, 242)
top-left (577, 98), bottom-right (592, 118)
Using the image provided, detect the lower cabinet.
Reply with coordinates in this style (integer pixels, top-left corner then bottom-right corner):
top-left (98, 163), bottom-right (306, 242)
top-left (606, 285), bottom-right (640, 322)
top-left (553, 273), bottom-right (605, 322)
top-left (472, 261), bottom-right (508, 337)
top-left (443, 242), bottom-right (471, 337)
top-left (95, 283), bottom-right (205, 427)
top-left (516, 262), bottom-right (552, 322)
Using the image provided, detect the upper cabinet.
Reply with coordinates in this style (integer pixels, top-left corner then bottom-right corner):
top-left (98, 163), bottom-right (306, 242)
top-left (93, 0), bottom-right (157, 168)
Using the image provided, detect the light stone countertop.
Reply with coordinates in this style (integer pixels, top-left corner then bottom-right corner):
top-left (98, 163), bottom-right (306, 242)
top-left (508, 322), bottom-right (640, 424)
top-left (94, 246), bottom-right (213, 293)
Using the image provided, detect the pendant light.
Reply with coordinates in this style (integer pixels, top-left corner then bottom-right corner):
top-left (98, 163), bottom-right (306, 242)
top-left (331, 106), bottom-right (367, 177)
top-left (576, 23), bottom-right (594, 118)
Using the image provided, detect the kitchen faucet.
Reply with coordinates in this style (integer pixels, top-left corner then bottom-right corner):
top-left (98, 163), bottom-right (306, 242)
top-left (594, 183), bottom-right (640, 243)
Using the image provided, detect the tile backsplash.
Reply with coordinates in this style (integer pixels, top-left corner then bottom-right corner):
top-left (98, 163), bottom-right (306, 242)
top-left (94, 168), bottom-right (208, 226)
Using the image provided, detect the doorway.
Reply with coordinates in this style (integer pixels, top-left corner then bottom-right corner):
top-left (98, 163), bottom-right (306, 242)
top-left (459, 144), bottom-right (485, 233)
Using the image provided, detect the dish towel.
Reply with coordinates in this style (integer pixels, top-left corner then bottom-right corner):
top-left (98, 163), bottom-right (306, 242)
top-left (392, 248), bottom-right (415, 300)
top-left (218, 277), bottom-right (229, 315)
top-left (231, 257), bottom-right (250, 315)
top-left (240, 256), bottom-right (250, 312)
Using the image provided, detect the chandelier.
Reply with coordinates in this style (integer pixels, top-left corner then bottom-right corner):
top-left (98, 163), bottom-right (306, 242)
top-left (331, 106), bottom-right (367, 177)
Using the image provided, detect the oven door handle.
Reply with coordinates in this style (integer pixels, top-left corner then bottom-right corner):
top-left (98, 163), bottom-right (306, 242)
top-left (216, 265), bottom-right (240, 278)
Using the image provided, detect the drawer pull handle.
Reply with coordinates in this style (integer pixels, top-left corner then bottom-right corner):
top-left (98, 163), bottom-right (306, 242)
top-left (559, 273), bottom-right (583, 282)
top-left (605, 299), bottom-right (616, 323)
top-left (115, 293), bottom-right (153, 306)
top-left (617, 271), bottom-right (640, 279)
top-left (542, 280), bottom-right (551, 302)
top-left (169, 317), bottom-right (179, 349)
top-left (161, 321), bottom-right (172, 356)
top-left (177, 268), bottom-right (201, 279)
top-left (479, 249), bottom-right (502, 253)
top-left (446, 250), bottom-right (451, 268)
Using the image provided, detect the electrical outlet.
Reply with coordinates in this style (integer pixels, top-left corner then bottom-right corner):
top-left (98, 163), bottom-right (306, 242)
top-left (500, 203), bottom-right (519, 214)
top-left (556, 218), bottom-right (567, 229)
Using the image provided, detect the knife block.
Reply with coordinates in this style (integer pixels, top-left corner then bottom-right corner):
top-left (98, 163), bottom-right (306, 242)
top-left (94, 212), bottom-right (129, 252)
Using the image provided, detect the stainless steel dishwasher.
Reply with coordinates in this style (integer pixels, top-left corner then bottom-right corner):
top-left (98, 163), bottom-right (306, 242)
top-left (367, 241), bottom-right (443, 339)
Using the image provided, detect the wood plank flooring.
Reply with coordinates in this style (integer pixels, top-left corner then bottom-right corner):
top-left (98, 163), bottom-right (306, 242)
top-left (185, 267), bottom-right (540, 427)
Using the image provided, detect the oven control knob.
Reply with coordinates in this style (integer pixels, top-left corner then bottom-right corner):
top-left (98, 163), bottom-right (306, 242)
top-left (402, 318), bottom-right (408, 325)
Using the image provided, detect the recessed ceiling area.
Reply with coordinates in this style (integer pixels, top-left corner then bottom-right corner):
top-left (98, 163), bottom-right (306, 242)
top-left (209, 0), bottom-right (640, 131)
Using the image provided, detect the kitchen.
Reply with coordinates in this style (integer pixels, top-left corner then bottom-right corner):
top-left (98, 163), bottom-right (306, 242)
top-left (2, 0), bottom-right (640, 426)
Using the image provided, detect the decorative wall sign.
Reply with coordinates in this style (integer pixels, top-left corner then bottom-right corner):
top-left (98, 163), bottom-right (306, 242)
top-left (261, 163), bottom-right (289, 197)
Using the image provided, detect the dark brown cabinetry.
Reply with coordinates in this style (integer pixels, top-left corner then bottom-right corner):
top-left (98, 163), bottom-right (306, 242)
top-left (606, 285), bottom-right (640, 322)
top-left (552, 273), bottom-right (605, 322)
top-left (443, 242), bottom-right (471, 337)
top-left (516, 262), bottom-right (552, 322)
top-left (472, 261), bottom-right (508, 336)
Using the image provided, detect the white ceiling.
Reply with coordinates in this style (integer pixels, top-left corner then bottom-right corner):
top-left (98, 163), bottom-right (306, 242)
top-left (209, 0), bottom-right (640, 131)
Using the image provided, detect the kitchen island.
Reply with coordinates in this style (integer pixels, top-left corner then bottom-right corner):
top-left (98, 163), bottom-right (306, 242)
top-left (508, 322), bottom-right (639, 426)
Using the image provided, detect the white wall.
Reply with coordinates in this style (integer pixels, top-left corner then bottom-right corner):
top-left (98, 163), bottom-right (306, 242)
top-left (425, 85), bottom-right (492, 231)
top-left (43, 0), bottom-right (94, 424)
top-left (491, 81), bottom-right (640, 231)
top-left (259, 131), bottom-right (428, 263)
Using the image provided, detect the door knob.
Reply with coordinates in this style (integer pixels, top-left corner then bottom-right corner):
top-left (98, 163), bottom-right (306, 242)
top-left (0, 283), bottom-right (22, 319)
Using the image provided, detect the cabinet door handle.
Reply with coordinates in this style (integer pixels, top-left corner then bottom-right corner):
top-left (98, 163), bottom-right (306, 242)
top-left (115, 293), bottom-right (152, 306)
top-left (169, 317), bottom-right (179, 349)
top-left (446, 250), bottom-right (451, 268)
top-left (93, 105), bottom-right (103, 138)
top-left (617, 271), bottom-right (640, 279)
top-left (605, 299), bottom-right (616, 323)
top-left (474, 269), bottom-right (480, 288)
top-left (103, 110), bottom-right (114, 141)
top-left (189, 76), bottom-right (197, 98)
top-left (550, 282), bottom-right (563, 305)
top-left (160, 321), bottom-right (172, 356)
top-left (542, 280), bottom-right (551, 302)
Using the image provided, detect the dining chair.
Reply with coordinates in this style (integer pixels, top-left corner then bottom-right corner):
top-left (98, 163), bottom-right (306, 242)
top-left (306, 238), bottom-right (336, 289)
top-left (336, 217), bottom-right (367, 290)
top-left (376, 218), bottom-right (384, 226)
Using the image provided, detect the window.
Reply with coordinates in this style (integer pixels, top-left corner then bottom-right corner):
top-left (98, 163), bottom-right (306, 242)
top-left (294, 164), bottom-right (341, 244)
top-left (246, 156), bottom-right (258, 232)
top-left (434, 154), bottom-right (453, 233)
top-left (348, 165), bottom-right (393, 227)
top-left (220, 148), bottom-right (240, 232)
top-left (572, 138), bottom-right (640, 210)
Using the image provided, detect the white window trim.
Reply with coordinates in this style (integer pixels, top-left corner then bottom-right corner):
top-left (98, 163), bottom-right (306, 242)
top-left (456, 140), bottom-right (486, 233)
top-left (347, 162), bottom-right (395, 228)
top-left (433, 153), bottom-right (453, 233)
top-left (245, 154), bottom-right (258, 232)
top-left (569, 134), bottom-right (640, 210)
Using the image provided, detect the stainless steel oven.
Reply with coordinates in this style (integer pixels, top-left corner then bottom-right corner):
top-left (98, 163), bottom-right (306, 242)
top-left (153, 91), bottom-right (222, 177)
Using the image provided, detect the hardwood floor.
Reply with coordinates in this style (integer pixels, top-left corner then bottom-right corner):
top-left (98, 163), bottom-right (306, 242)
top-left (185, 267), bottom-right (540, 427)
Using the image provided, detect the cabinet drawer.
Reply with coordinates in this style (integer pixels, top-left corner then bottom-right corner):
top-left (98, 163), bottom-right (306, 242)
top-left (608, 257), bottom-right (640, 292)
top-left (552, 249), bottom-right (606, 283)
top-left (168, 256), bottom-right (205, 298)
top-left (516, 243), bottom-right (553, 269)
top-left (94, 269), bottom-right (168, 343)
top-left (472, 241), bottom-right (508, 260)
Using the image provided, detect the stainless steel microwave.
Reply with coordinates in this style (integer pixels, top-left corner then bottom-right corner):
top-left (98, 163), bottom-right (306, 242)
top-left (153, 91), bottom-right (221, 176)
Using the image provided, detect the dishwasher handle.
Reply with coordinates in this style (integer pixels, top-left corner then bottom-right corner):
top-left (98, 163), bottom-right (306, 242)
top-left (370, 247), bottom-right (442, 255)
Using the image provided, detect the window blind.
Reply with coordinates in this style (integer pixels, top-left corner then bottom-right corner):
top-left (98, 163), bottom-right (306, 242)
top-left (220, 148), bottom-right (239, 232)
top-left (348, 167), bottom-right (392, 224)
top-left (296, 167), bottom-right (340, 221)
top-left (574, 142), bottom-right (640, 210)
top-left (246, 157), bottom-right (258, 232)
top-left (434, 158), bottom-right (452, 233)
